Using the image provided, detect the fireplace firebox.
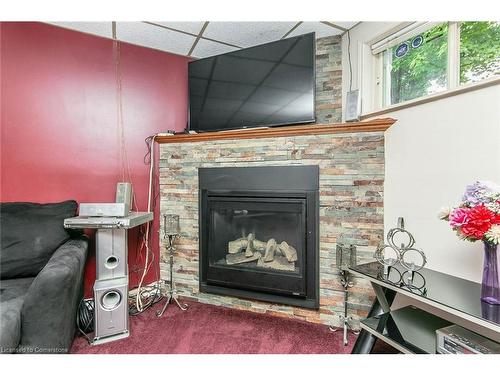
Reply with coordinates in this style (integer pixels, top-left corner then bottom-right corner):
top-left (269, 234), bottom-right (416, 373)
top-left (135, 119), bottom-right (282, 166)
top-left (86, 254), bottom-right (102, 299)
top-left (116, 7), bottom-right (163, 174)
top-left (199, 166), bottom-right (319, 308)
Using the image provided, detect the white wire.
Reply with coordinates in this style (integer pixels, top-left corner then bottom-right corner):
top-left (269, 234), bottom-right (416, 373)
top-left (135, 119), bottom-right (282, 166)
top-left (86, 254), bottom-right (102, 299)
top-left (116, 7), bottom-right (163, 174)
top-left (135, 134), bottom-right (157, 312)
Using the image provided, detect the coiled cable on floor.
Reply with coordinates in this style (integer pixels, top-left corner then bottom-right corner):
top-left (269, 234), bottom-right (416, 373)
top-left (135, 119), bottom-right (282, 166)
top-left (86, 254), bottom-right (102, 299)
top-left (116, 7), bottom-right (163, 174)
top-left (77, 298), bottom-right (94, 344)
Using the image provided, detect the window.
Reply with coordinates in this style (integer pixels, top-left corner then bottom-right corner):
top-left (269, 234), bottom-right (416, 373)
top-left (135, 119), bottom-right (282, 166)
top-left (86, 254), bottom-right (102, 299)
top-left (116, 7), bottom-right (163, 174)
top-left (460, 22), bottom-right (500, 84)
top-left (374, 22), bottom-right (500, 108)
top-left (382, 23), bottom-right (448, 106)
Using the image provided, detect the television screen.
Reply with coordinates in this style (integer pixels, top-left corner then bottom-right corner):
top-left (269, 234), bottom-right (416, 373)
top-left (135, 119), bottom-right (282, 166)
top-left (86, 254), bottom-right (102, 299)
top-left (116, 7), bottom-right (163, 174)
top-left (188, 33), bottom-right (315, 132)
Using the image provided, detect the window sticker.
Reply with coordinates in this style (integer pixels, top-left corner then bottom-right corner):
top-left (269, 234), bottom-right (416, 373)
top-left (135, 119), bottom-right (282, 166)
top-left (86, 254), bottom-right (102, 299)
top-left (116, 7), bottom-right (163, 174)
top-left (395, 42), bottom-right (409, 58)
top-left (411, 35), bottom-right (424, 49)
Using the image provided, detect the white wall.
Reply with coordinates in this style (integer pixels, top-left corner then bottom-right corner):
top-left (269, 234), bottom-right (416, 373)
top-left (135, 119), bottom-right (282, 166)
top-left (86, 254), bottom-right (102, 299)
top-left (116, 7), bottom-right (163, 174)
top-left (383, 85), bottom-right (500, 282)
top-left (342, 22), bottom-right (500, 282)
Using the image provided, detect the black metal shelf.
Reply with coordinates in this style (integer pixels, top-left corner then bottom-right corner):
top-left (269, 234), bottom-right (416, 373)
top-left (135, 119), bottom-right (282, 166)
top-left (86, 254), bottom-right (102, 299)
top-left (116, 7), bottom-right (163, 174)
top-left (360, 306), bottom-right (452, 354)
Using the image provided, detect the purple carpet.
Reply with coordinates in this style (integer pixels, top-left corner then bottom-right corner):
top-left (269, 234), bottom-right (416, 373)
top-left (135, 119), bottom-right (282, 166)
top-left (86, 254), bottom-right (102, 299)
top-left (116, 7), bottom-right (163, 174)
top-left (71, 300), bottom-right (364, 354)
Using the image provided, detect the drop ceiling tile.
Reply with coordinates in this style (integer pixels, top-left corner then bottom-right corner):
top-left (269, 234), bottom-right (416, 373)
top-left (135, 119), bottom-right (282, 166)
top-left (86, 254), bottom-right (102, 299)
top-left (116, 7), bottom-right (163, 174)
top-left (191, 38), bottom-right (239, 59)
top-left (328, 21), bottom-right (359, 30)
top-left (288, 22), bottom-right (343, 39)
top-left (151, 22), bottom-right (206, 35)
top-left (47, 22), bottom-right (113, 39)
top-left (191, 39), bottom-right (238, 59)
top-left (116, 22), bottom-right (196, 55)
top-left (203, 22), bottom-right (297, 48)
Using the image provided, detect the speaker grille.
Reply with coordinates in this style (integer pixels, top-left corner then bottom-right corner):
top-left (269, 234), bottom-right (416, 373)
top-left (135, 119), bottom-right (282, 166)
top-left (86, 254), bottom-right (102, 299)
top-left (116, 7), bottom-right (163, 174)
top-left (105, 255), bottom-right (119, 269)
top-left (101, 290), bottom-right (122, 311)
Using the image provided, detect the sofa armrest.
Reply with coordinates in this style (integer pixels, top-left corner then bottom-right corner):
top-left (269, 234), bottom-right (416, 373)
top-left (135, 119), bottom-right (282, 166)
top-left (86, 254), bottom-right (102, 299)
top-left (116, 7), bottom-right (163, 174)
top-left (20, 236), bottom-right (88, 353)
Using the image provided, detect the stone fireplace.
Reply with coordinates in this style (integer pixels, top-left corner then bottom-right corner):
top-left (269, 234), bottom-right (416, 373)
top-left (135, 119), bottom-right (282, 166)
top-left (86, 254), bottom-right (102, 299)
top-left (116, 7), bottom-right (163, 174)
top-left (199, 165), bottom-right (319, 308)
top-left (158, 119), bottom-right (394, 327)
top-left (157, 34), bottom-right (393, 327)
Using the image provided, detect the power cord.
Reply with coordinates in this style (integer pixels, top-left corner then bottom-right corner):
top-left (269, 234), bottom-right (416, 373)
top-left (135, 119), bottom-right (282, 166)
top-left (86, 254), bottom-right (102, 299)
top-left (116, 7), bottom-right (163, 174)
top-left (76, 298), bottom-right (94, 344)
top-left (128, 284), bottom-right (163, 315)
top-left (347, 29), bottom-right (353, 92)
top-left (133, 133), bottom-right (161, 314)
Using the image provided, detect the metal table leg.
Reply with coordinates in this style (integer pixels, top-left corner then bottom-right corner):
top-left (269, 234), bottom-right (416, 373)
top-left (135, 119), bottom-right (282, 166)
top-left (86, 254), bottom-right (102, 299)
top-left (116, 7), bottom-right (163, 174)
top-left (351, 287), bottom-right (396, 354)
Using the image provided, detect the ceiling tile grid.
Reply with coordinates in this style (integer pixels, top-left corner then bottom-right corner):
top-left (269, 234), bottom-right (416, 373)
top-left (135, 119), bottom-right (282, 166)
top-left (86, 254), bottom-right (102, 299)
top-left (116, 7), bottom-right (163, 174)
top-left (116, 22), bottom-right (196, 56)
top-left (46, 21), bottom-right (360, 58)
top-left (326, 21), bottom-right (359, 30)
top-left (202, 22), bottom-right (297, 48)
top-left (191, 38), bottom-right (239, 59)
top-left (151, 21), bottom-right (206, 35)
top-left (288, 21), bottom-right (343, 39)
top-left (47, 21), bottom-right (113, 39)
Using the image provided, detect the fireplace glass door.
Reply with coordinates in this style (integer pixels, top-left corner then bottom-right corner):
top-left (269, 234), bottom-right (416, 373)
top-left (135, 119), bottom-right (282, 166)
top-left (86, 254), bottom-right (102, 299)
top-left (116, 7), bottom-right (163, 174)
top-left (204, 195), bottom-right (307, 297)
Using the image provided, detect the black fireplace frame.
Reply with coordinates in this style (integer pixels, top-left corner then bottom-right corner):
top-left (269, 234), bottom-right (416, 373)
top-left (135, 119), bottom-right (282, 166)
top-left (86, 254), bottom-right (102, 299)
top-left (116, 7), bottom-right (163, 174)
top-left (199, 165), bottom-right (319, 309)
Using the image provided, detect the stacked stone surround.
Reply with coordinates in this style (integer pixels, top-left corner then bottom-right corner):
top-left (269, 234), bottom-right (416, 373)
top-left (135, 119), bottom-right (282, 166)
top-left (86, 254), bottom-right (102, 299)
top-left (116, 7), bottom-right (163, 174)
top-left (315, 35), bottom-right (342, 124)
top-left (158, 34), bottom-right (381, 327)
top-left (159, 132), bottom-right (384, 327)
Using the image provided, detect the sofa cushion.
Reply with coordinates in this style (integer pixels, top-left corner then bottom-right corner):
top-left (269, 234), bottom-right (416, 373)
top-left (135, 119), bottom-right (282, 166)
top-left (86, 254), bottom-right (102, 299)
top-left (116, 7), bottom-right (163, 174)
top-left (0, 277), bottom-right (35, 353)
top-left (0, 201), bottom-right (78, 279)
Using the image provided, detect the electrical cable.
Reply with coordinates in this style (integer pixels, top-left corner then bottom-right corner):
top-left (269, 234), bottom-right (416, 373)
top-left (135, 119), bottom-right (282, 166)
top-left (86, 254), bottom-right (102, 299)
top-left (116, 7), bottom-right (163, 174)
top-left (128, 284), bottom-right (163, 315)
top-left (347, 29), bottom-right (353, 92)
top-left (115, 38), bottom-right (140, 212)
top-left (115, 40), bottom-right (133, 186)
top-left (76, 298), bottom-right (95, 344)
top-left (134, 134), bottom-right (158, 313)
top-left (127, 133), bottom-right (164, 317)
top-left (113, 39), bottom-right (161, 314)
top-left (144, 135), bottom-right (155, 165)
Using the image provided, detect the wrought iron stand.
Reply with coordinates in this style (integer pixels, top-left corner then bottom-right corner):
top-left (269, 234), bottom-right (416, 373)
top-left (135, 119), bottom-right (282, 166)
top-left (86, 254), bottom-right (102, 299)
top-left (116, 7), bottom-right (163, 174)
top-left (329, 270), bottom-right (359, 345)
top-left (157, 216), bottom-right (188, 317)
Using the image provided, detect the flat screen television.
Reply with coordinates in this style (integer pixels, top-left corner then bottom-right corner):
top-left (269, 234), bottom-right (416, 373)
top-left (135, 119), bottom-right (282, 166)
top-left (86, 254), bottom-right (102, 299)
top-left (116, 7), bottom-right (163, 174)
top-left (188, 32), bottom-right (315, 132)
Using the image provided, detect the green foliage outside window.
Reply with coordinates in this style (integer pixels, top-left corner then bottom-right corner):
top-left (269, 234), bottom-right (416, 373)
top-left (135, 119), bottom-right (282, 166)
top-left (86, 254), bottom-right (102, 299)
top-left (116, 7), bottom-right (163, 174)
top-left (384, 23), bottom-right (448, 106)
top-left (382, 22), bottom-right (500, 106)
top-left (460, 21), bottom-right (500, 84)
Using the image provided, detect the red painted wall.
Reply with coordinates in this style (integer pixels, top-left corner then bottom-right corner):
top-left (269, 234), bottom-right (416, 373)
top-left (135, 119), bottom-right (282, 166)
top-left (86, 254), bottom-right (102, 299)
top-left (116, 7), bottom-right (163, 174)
top-left (0, 22), bottom-right (189, 296)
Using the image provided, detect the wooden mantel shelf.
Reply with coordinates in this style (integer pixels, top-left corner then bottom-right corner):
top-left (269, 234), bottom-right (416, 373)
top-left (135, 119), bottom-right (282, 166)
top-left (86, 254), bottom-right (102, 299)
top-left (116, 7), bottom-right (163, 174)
top-left (155, 118), bottom-right (396, 144)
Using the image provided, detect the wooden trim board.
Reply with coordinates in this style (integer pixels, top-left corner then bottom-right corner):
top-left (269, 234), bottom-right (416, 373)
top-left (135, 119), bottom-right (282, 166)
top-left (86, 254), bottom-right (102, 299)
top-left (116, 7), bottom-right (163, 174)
top-left (155, 118), bottom-right (396, 144)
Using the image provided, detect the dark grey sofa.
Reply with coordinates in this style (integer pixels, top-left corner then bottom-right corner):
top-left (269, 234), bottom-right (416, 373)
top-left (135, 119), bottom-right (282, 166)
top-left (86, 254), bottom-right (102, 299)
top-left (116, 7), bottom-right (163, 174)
top-left (0, 200), bottom-right (88, 354)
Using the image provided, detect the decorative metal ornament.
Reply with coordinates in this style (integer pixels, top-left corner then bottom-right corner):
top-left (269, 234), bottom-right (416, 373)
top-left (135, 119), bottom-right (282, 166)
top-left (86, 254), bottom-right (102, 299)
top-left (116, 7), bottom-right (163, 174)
top-left (400, 247), bottom-right (427, 272)
top-left (374, 244), bottom-right (400, 275)
top-left (164, 214), bottom-right (180, 236)
top-left (330, 237), bottom-right (359, 346)
top-left (336, 240), bottom-right (357, 271)
top-left (374, 217), bottom-right (427, 279)
top-left (377, 266), bottom-right (402, 285)
top-left (401, 270), bottom-right (427, 295)
top-left (156, 214), bottom-right (188, 317)
top-left (387, 217), bottom-right (415, 250)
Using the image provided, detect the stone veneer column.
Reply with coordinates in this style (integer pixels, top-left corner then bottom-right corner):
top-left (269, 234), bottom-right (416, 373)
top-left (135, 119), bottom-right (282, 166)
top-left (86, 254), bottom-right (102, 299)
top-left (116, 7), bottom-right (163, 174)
top-left (316, 35), bottom-right (342, 124)
top-left (159, 132), bottom-right (384, 327)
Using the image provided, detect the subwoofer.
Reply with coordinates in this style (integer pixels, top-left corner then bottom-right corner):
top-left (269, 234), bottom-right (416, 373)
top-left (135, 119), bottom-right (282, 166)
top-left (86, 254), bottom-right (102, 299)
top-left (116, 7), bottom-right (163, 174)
top-left (95, 229), bottom-right (128, 279)
top-left (94, 277), bottom-right (129, 340)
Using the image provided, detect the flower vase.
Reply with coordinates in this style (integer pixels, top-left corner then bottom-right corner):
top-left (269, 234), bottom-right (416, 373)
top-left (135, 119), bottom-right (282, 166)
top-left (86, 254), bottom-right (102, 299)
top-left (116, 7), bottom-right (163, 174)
top-left (481, 242), bottom-right (500, 305)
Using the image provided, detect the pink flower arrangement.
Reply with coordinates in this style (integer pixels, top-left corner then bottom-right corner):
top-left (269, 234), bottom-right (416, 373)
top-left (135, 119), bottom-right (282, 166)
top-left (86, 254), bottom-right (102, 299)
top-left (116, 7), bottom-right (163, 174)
top-left (448, 208), bottom-right (469, 228)
top-left (440, 181), bottom-right (500, 244)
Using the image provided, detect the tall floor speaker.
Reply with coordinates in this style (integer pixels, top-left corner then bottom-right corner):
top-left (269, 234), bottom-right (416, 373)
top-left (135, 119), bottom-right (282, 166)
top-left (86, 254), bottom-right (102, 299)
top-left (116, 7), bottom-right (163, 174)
top-left (94, 277), bottom-right (129, 341)
top-left (95, 229), bottom-right (128, 280)
top-left (65, 187), bottom-right (154, 346)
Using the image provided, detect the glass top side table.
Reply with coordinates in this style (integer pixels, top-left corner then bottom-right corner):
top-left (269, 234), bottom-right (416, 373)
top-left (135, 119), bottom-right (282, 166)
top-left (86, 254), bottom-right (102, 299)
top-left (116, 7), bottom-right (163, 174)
top-left (349, 261), bottom-right (500, 354)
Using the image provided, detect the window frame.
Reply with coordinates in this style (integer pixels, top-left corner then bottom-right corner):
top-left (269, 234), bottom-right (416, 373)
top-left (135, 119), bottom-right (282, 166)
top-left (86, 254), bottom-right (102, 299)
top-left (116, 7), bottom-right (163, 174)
top-left (371, 21), bottom-right (497, 111)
